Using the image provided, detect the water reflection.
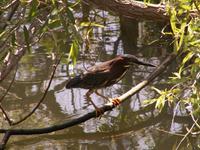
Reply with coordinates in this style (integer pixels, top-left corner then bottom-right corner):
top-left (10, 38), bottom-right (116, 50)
top-left (0, 4), bottom-right (194, 150)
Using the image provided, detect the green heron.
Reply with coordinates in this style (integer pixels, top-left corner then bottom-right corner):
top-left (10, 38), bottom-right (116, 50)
top-left (66, 54), bottom-right (155, 114)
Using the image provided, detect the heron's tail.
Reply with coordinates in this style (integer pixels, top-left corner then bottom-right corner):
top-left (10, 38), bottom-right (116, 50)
top-left (65, 75), bottom-right (82, 88)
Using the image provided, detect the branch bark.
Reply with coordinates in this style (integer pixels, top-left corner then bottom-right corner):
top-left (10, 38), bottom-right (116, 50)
top-left (83, 0), bottom-right (198, 22)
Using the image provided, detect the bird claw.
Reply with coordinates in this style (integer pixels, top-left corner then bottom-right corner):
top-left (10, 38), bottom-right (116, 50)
top-left (111, 98), bottom-right (121, 106)
top-left (84, 93), bottom-right (104, 118)
top-left (95, 108), bottom-right (104, 119)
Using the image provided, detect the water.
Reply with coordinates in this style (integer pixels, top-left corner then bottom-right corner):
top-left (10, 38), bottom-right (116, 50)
top-left (0, 4), bottom-right (195, 150)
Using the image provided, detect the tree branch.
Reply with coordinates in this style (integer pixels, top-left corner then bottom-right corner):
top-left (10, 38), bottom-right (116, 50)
top-left (83, 0), bottom-right (198, 22)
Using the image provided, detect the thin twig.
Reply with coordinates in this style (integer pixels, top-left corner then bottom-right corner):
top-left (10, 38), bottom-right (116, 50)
top-left (1, 0), bottom-right (19, 30)
top-left (190, 113), bottom-right (200, 129)
top-left (0, 0), bottom-right (19, 10)
top-left (0, 104), bottom-right (12, 125)
top-left (156, 128), bottom-right (185, 137)
top-left (176, 122), bottom-right (196, 150)
top-left (10, 55), bottom-right (62, 126)
top-left (193, 0), bottom-right (200, 15)
top-left (0, 65), bottom-right (18, 103)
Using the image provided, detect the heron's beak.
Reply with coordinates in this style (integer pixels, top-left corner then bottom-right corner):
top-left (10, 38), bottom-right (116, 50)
top-left (129, 58), bottom-right (156, 67)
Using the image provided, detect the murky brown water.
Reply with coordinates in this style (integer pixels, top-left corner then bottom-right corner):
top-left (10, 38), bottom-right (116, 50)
top-left (0, 3), bottom-right (195, 150)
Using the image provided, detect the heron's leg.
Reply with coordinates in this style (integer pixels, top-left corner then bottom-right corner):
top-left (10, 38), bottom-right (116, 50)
top-left (85, 89), bottom-right (93, 99)
top-left (85, 89), bottom-right (97, 108)
top-left (85, 89), bottom-right (104, 117)
top-left (94, 90), bottom-right (121, 106)
top-left (94, 90), bottom-right (111, 102)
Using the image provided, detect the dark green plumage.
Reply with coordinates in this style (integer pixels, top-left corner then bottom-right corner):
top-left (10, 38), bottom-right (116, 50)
top-left (66, 54), bottom-right (155, 89)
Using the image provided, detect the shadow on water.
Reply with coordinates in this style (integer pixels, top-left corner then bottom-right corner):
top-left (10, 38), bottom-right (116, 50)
top-left (0, 2), bottom-right (197, 150)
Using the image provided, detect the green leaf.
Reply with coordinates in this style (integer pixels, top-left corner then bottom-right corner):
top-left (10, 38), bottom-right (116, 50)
top-left (51, 0), bottom-right (55, 5)
top-left (155, 95), bottom-right (166, 111)
top-left (173, 72), bottom-right (181, 79)
top-left (143, 98), bottom-right (157, 105)
top-left (180, 4), bottom-right (191, 10)
top-left (182, 51), bottom-right (194, 65)
top-left (151, 87), bottom-right (162, 94)
top-left (70, 24), bottom-right (83, 43)
top-left (28, 0), bottom-right (39, 21)
top-left (190, 39), bottom-right (200, 46)
top-left (170, 8), bottom-right (178, 34)
top-left (0, 30), bottom-right (6, 38)
top-left (69, 0), bottom-right (81, 8)
top-left (80, 22), bottom-right (105, 28)
top-left (66, 7), bottom-right (75, 24)
top-left (11, 32), bottom-right (16, 46)
top-left (177, 21), bottom-right (187, 51)
top-left (23, 26), bottom-right (30, 52)
top-left (48, 19), bottom-right (62, 29)
top-left (68, 40), bottom-right (79, 65)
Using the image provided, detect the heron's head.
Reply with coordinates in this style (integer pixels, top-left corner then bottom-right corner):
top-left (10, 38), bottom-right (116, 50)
top-left (120, 54), bottom-right (156, 67)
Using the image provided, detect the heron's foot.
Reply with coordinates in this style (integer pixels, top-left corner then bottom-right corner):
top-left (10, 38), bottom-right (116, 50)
top-left (94, 107), bottom-right (104, 118)
top-left (84, 94), bottom-right (104, 118)
top-left (111, 98), bottom-right (121, 106)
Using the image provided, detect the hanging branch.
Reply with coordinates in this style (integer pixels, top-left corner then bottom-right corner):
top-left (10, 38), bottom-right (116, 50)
top-left (0, 8), bottom-right (51, 83)
top-left (0, 105), bottom-right (12, 126)
top-left (0, 48), bottom-right (25, 83)
top-left (9, 55), bottom-right (62, 126)
top-left (0, 65), bottom-right (18, 103)
top-left (0, 52), bottom-right (177, 149)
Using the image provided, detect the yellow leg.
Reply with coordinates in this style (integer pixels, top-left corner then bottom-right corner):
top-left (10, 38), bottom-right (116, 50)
top-left (85, 89), bottom-right (104, 117)
top-left (94, 90), bottom-right (111, 102)
top-left (94, 90), bottom-right (121, 106)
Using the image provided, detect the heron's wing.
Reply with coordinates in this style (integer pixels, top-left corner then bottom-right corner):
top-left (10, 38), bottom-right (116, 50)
top-left (78, 71), bottom-right (111, 88)
top-left (66, 60), bottom-right (115, 89)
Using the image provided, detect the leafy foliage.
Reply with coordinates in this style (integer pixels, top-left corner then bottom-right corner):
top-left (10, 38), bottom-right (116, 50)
top-left (147, 0), bottom-right (200, 115)
top-left (0, 0), bottom-right (87, 66)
